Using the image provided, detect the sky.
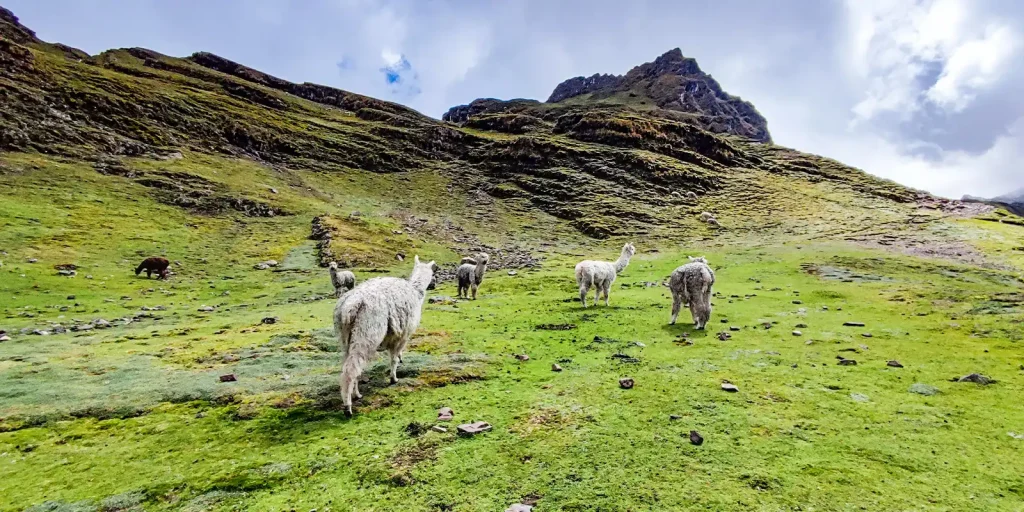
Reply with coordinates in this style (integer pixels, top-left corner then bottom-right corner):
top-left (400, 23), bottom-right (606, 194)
top-left (6, 0), bottom-right (1023, 198)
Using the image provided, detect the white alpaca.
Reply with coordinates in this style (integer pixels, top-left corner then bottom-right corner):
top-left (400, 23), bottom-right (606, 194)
top-left (686, 191), bottom-right (698, 200)
top-left (669, 256), bottom-right (715, 329)
top-left (328, 261), bottom-right (356, 298)
top-left (699, 212), bottom-right (715, 222)
top-left (333, 256), bottom-right (437, 417)
top-left (456, 252), bottom-right (489, 300)
top-left (574, 243), bottom-right (636, 307)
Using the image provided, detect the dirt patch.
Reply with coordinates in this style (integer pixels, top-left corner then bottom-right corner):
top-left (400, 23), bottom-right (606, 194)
top-left (848, 233), bottom-right (1011, 270)
top-left (802, 263), bottom-right (893, 283)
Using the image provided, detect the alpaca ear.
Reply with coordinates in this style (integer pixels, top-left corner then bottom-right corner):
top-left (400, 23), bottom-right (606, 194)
top-left (414, 255), bottom-right (420, 264)
top-left (430, 261), bottom-right (438, 272)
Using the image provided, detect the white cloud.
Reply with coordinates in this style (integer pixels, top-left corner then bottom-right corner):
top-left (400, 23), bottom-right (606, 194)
top-left (844, 0), bottom-right (1020, 121)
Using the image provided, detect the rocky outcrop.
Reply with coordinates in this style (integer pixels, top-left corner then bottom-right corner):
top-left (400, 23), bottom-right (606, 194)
top-left (0, 6), bottom-right (36, 44)
top-left (547, 74), bottom-right (622, 103)
top-left (546, 49), bottom-right (771, 142)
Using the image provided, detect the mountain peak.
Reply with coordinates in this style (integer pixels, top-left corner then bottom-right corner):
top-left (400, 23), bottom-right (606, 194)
top-left (544, 49), bottom-right (770, 142)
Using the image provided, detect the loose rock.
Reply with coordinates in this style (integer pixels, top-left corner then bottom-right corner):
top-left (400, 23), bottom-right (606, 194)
top-left (93, 319), bottom-right (111, 329)
top-left (717, 332), bottom-right (732, 341)
top-left (0, 335), bottom-right (9, 342)
top-left (887, 360), bottom-right (904, 368)
top-left (506, 505), bottom-right (533, 512)
top-left (792, 330), bottom-right (802, 336)
top-left (456, 421), bottom-right (492, 436)
top-left (721, 381), bottom-right (739, 392)
top-left (261, 316), bottom-right (278, 325)
top-left (729, 326), bottom-right (740, 331)
top-left (837, 358), bottom-right (857, 366)
top-left (219, 374), bottom-right (237, 382)
top-left (795, 323), bottom-right (807, 328)
top-left (955, 373), bottom-right (994, 385)
top-left (551, 363), bottom-right (563, 372)
top-left (437, 407), bottom-right (454, 421)
top-left (909, 383), bottom-right (939, 396)
top-left (861, 333), bottom-right (873, 338)
top-left (619, 377), bottom-right (635, 389)
top-left (431, 425), bottom-right (447, 433)
top-left (689, 430), bottom-right (704, 446)
top-left (515, 354), bottom-right (530, 361)
top-left (843, 322), bottom-right (865, 327)
top-left (198, 305), bottom-right (215, 312)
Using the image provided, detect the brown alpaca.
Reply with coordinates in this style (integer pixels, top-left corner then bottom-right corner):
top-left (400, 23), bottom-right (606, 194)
top-left (135, 257), bottom-right (170, 279)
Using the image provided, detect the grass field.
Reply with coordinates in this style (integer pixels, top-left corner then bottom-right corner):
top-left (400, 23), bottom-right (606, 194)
top-left (2, 149), bottom-right (1023, 510)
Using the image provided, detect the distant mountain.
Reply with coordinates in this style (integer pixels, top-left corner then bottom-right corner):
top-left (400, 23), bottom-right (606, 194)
top-left (446, 48), bottom-right (771, 143)
top-left (992, 188), bottom-right (1024, 203)
top-left (962, 188), bottom-right (1024, 216)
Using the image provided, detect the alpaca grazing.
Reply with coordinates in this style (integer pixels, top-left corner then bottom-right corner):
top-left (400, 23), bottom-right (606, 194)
top-left (328, 262), bottom-right (356, 298)
top-left (135, 257), bottom-right (170, 279)
top-left (669, 256), bottom-right (716, 329)
top-left (575, 242), bottom-right (636, 307)
top-left (333, 256), bottom-right (438, 417)
top-left (456, 252), bottom-right (489, 300)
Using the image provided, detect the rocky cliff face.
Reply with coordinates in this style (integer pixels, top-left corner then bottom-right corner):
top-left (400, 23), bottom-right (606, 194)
top-left (541, 49), bottom-right (771, 142)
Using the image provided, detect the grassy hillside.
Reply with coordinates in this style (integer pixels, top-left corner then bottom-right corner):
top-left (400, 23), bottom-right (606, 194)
top-left (2, 5), bottom-right (1024, 511)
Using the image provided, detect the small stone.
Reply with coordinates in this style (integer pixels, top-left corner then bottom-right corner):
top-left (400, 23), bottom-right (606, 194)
top-left (804, 339), bottom-right (813, 345)
top-left (792, 300), bottom-right (803, 304)
top-left (92, 319), bottom-right (111, 329)
top-left (515, 354), bottom-right (530, 361)
top-left (219, 374), bottom-right (237, 382)
top-left (721, 381), bottom-right (739, 392)
top-left (887, 360), bottom-right (903, 368)
top-left (955, 373), bottom-right (994, 385)
top-left (838, 358), bottom-right (857, 366)
top-left (72, 324), bottom-right (93, 332)
top-left (792, 330), bottom-right (802, 336)
top-left (456, 421), bottom-right (492, 436)
top-left (619, 377), bottom-right (635, 389)
top-left (669, 414), bottom-right (682, 420)
top-left (843, 322), bottom-right (865, 327)
top-left (717, 332), bottom-right (732, 341)
top-left (795, 323), bottom-right (807, 328)
top-left (909, 383), bottom-right (939, 396)
top-left (850, 393), bottom-right (870, 402)
top-left (729, 326), bottom-right (740, 331)
top-left (396, 253), bottom-right (405, 261)
top-left (507, 270), bottom-right (518, 276)
top-left (762, 322), bottom-right (772, 330)
top-left (506, 505), bottom-right (532, 512)
top-left (431, 425), bottom-right (447, 433)
top-left (632, 341), bottom-right (646, 347)
top-left (27, 258), bottom-right (37, 263)
top-left (197, 305), bottom-right (214, 312)
top-left (861, 333), bottom-right (873, 338)
top-left (261, 316), bottom-right (278, 324)
top-left (31, 329), bottom-right (50, 336)
top-left (689, 430), bottom-right (704, 446)
top-left (66, 295), bottom-right (75, 300)
top-left (720, 318), bottom-right (728, 323)
top-left (269, 188), bottom-right (278, 194)
top-left (0, 335), bottom-right (9, 342)
top-left (438, 407), bottom-right (454, 421)
top-left (551, 363), bottom-right (563, 372)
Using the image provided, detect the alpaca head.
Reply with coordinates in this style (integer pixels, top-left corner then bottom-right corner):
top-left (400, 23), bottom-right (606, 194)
top-left (622, 243), bottom-right (636, 257)
top-left (689, 256), bottom-right (708, 264)
top-left (412, 255), bottom-right (439, 291)
top-left (328, 261), bottom-right (338, 270)
top-left (478, 252), bottom-right (490, 264)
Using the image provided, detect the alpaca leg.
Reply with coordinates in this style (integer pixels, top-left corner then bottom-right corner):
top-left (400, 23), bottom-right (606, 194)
top-left (602, 284), bottom-right (610, 306)
top-left (471, 283), bottom-right (478, 300)
top-left (353, 381), bottom-right (362, 400)
top-left (340, 363), bottom-right (360, 417)
top-left (594, 286), bottom-right (601, 307)
top-left (670, 292), bottom-right (682, 325)
top-left (579, 284), bottom-right (589, 308)
top-left (389, 351), bottom-right (401, 385)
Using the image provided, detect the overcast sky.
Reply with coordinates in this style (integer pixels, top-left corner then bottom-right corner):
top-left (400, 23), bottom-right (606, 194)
top-left (7, 0), bottom-right (1023, 198)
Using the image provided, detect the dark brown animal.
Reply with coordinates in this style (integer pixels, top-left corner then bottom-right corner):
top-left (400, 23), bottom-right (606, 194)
top-left (135, 257), bottom-right (170, 279)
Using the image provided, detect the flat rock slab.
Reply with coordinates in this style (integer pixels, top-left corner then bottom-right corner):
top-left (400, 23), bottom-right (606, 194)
top-left (721, 382), bottom-right (739, 392)
top-left (909, 383), bottom-right (940, 396)
top-left (457, 421), bottom-right (492, 436)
